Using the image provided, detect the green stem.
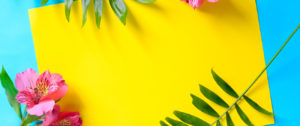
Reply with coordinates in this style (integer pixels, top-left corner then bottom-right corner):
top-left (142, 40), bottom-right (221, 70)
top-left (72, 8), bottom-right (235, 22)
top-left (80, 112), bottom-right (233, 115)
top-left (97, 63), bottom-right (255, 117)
top-left (21, 105), bottom-right (27, 126)
top-left (210, 24), bottom-right (300, 126)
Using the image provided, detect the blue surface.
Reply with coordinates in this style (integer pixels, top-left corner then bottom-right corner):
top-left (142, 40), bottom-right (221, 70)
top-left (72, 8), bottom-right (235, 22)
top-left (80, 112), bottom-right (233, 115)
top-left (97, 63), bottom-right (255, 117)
top-left (256, 0), bottom-right (300, 125)
top-left (0, 0), bottom-right (299, 125)
top-left (0, 0), bottom-right (62, 125)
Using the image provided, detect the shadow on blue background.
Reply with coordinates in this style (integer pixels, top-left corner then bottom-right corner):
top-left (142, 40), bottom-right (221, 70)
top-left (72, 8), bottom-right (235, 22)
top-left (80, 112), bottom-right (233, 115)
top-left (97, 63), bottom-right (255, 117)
top-left (0, 0), bottom-right (299, 125)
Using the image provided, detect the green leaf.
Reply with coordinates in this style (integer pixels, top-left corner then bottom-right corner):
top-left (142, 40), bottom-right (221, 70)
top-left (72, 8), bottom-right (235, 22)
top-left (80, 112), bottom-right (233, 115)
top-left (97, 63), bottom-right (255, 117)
top-left (226, 112), bottom-right (234, 126)
top-left (0, 67), bottom-right (22, 119)
top-left (165, 117), bottom-right (188, 126)
top-left (211, 69), bottom-right (239, 98)
top-left (109, 0), bottom-right (127, 25)
top-left (94, 0), bottom-right (103, 28)
top-left (199, 84), bottom-right (229, 108)
top-left (191, 94), bottom-right (219, 117)
top-left (22, 114), bottom-right (43, 126)
top-left (235, 104), bottom-right (253, 126)
top-left (81, 0), bottom-right (91, 27)
top-left (65, 0), bottom-right (73, 22)
top-left (174, 111), bottom-right (209, 126)
top-left (41, 0), bottom-right (49, 5)
top-left (160, 121), bottom-right (169, 126)
top-left (216, 121), bottom-right (222, 126)
top-left (243, 96), bottom-right (273, 115)
top-left (135, 0), bottom-right (156, 4)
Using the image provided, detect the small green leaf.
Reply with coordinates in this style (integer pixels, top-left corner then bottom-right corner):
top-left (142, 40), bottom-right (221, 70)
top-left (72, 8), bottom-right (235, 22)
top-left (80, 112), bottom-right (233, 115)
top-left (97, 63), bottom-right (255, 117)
top-left (81, 0), bottom-right (91, 27)
top-left (191, 94), bottom-right (219, 117)
top-left (199, 84), bottom-right (229, 108)
top-left (211, 69), bottom-right (239, 98)
top-left (235, 104), bottom-right (253, 126)
top-left (165, 117), bottom-right (188, 126)
top-left (65, 0), bottom-right (73, 22)
top-left (0, 67), bottom-right (22, 119)
top-left (243, 96), bottom-right (273, 115)
top-left (174, 111), bottom-right (209, 126)
top-left (135, 0), bottom-right (155, 4)
top-left (216, 121), bottom-right (222, 126)
top-left (94, 0), bottom-right (103, 28)
top-left (160, 121), bottom-right (169, 126)
top-left (41, 0), bottom-right (49, 5)
top-left (22, 114), bottom-right (43, 126)
top-left (226, 112), bottom-right (234, 126)
top-left (109, 0), bottom-right (127, 25)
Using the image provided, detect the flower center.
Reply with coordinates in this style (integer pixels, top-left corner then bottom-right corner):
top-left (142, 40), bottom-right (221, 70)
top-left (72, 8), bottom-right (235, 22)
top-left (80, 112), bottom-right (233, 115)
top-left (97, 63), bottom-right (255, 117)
top-left (34, 81), bottom-right (49, 101)
top-left (56, 119), bottom-right (72, 126)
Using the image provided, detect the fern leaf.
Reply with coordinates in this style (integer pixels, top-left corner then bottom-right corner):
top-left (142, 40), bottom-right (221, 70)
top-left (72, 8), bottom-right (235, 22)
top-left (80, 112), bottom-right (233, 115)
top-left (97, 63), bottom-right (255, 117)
top-left (165, 117), bottom-right (188, 126)
top-left (235, 104), bottom-right (253, 126)
top-left (174, 111), bottom-right (209, 126)
top-left (65, 0), bottom-right (73, 22)
top-left (191, 94), bottom-right (219, 117)
top-left (94, 0), bottom-right (103, 28)
top-left (211, 69), bottom-right (239, 98)
top-left (160, 121), bottom-right (169, 126)
top-left (226, 112), bottom-right (234, 126)
top-left (81, 0), bottom-right (91, 27)
top-left (243, 96), bottom-right (273, 115)
top-left (199, 84), bottom-right (229, 108)
top-left (216, 121), bottom-right (222, 126)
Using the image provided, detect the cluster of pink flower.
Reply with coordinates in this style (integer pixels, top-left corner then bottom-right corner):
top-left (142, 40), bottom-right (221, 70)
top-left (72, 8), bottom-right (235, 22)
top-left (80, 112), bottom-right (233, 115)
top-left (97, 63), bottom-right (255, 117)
top-left (16, 68), bottom-right (82, 126)
top-left (181, 0), bottom-right (218, 8)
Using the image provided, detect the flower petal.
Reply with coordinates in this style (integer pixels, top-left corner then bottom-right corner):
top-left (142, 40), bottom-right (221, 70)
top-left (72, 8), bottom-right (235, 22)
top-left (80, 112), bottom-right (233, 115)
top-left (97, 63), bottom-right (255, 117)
top-left (189, 0), bottom-right (204, 8)
top-left (43, 105), bottom-right (60, 126)
top-left (42, 84), bottom-right (68, 101)
top-left (48, 73), bottom-right (66, 93)
top-left (27, 99), bottom-right (55, 116)
top-left (16, 91), bottom-right (35, 107)
top-left (15, 68), bottom-right (39, 92)
top-left (60, 112), bottom-right (82, 126)
top-left (207, 0), bottom-right (218, 2)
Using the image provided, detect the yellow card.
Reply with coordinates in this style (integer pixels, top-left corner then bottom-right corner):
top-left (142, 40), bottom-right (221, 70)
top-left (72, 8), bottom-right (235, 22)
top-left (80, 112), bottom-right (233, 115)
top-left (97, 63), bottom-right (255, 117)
top-left (29, 0), bottom-right (274, 125)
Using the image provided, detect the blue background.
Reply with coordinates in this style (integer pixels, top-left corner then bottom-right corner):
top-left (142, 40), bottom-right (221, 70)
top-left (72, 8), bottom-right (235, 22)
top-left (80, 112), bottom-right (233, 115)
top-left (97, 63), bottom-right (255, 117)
top-left (0, 0), bottom-right (299, 125)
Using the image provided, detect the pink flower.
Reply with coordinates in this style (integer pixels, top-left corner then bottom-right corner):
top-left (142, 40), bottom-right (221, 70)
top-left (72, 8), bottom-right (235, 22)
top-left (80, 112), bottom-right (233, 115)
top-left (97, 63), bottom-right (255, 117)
top-left (43, 105), bottom-right (82, 126)
top-left (181, 0), bottom-right (219, 8)
top-left (15, 68), bottom-right (68, 116)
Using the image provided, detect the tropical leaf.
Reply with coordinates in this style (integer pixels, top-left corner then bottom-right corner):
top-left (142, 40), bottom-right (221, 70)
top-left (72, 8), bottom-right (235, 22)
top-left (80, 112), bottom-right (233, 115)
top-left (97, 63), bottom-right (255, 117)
top-left (235, 104), bottom-right (253, 126)
top-left (41, 0), bottom-right (49, 5)
top-left (109, 0), bottom-right (128, 25)
top-left (211, 69), bottom-right (239, 98)
top-left (161, 70), bottom-right (274, 126)
top-left (81, 0), bottom-right (91, 27)
top-left (243, 95), bottom-right (273, 115)
top-left (174, 111), bottom-right (209, 126)
top-left (160, 121), bottom-right (169, 126)
top-left (216, 121), bottom-right (222, 126)
top-left (94, 0), bottom-right (103, 28)
top-left (226, 112), bottom-right (234, 126)
top-left (199, 84), bottom-right (229, 108)
top-left (135, 0), bottom-right (156, 4)
top-left (0, 67), bottom-right (22, 119)
top-left (191, 94), bottom-right (219, 117)
top-left (165, 117), bottom-right (188, 126)
top-left (65, 0), bottom-right (73, 22)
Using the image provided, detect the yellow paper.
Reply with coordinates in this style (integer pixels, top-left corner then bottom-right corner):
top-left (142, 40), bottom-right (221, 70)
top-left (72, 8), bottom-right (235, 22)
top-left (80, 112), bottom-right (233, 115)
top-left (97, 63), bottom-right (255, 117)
top-left (29, 0), bottom-right (274, 125)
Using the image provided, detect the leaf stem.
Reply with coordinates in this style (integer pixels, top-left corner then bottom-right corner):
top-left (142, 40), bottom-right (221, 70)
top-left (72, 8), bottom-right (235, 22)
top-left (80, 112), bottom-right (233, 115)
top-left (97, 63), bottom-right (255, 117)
top-left (210, 24), bottom-right (300, 126)
top-left (21, 105), bottom-right (27, 126)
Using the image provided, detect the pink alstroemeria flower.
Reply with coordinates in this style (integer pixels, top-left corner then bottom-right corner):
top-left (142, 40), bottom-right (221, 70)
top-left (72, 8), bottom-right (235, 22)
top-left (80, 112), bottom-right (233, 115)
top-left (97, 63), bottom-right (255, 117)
top-left (43, 105), bottom-right (82, 126)
top-left (15, 68), bottom-right (68, 116)
top-left (181, 0), bottom-right (219, 8)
